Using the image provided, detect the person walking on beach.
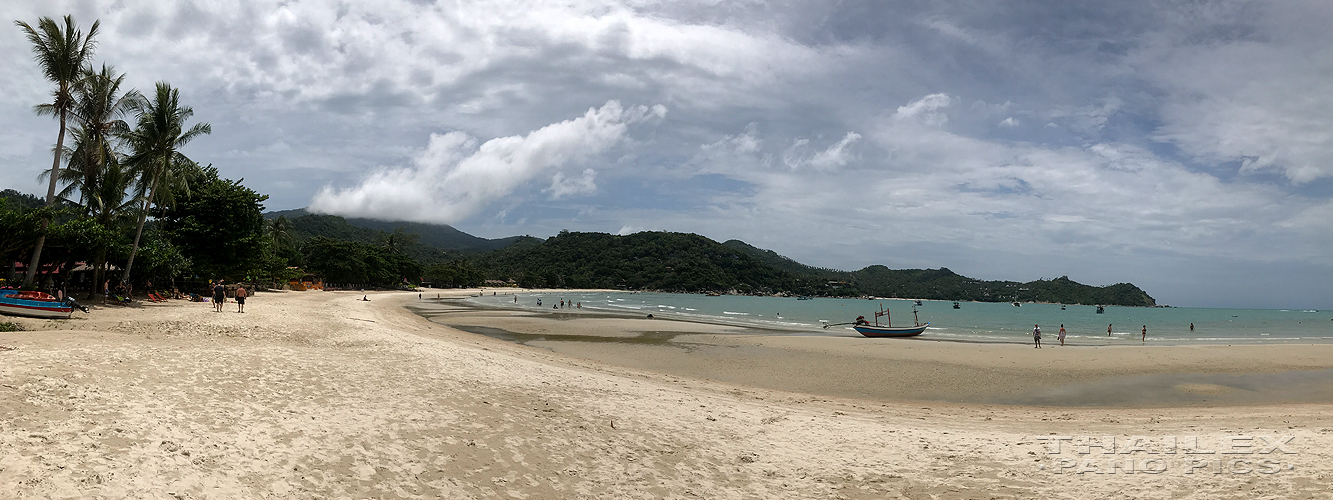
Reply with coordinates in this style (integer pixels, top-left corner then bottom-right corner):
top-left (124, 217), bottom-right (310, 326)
top-left (1058, 324), bottom-right (1066, 346)
top-left (1033, 324), bottom-right (1042, 348)
top-left (235, 285), bottom-right (247, 313)
top-left (1142, 325), bottom-right (1147, 343)
top-left (212, 281), bottom-right (226, 313)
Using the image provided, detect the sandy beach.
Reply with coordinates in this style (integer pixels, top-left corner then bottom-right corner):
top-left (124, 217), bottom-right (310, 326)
top-left (4, 289), bottom-right (1333, 499)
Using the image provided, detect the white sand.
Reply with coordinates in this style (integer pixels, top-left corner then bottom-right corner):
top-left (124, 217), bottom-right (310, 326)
top-left (2, 289), bottom-right (1332, 499)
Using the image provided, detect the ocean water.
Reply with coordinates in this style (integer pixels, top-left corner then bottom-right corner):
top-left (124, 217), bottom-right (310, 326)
top-left (462, 291), bottom-right (1333, 345)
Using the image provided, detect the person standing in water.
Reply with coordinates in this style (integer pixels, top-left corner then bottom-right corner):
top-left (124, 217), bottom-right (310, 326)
top-left (1142, 325), bottom-right (1147, 343)
top-left (1108, 324), bottom-right (1112, 336)
top-left (1058, 324), bottom-right (1066, 346)
top-left (1033, 324), bottom-right (1042, 348)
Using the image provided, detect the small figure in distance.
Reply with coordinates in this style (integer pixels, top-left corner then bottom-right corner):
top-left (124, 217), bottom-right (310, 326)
top-left (213, 280), bottom-right (226, 313)
top-left (236, 284), bottom-right (247, 313)
top-left (1033, 324), bottom-right (1042, 348)
top-left (1058, 324), bottom-right (1066, 346)
top-left (1108, 324), bottom-right (1112, 337)
top-left (1190, 322), bottom-right (1194, 332)
top-left (1142, 325), bottom-right (1147, 343)
top-left (361, 295), bottom-right (370, 301)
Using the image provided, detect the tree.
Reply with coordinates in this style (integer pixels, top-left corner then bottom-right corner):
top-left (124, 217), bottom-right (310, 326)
top-left (15, 15), bottom-right (100, 284)
top-left (265, 215), bottom-right (295, 254)
top-left (156, 167), bottom-right (267, 281)
top-left (57, 64), bottom-right (137, 214)
top-left (120, 81), bottom-right (211, 283)
top-left (0, 200), bottom-right (51, 267)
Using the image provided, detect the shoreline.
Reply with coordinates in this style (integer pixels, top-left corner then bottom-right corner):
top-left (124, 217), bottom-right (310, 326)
top-left (4, 288), bottom-right (1333, 498)
top-left (415, 294), bottom-right (1333, 408)
top-left (461, 290), bottom-right (1333, 346)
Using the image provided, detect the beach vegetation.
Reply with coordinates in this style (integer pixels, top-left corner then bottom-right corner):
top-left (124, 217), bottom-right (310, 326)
top-left (299, 236), bottom-right (423, 289)
top-left (119, 81), bottom-right (211, 283)
top-left (154, 166), bottom-right (266, 281)
top-left (14, 15), bottom-right (100, 285)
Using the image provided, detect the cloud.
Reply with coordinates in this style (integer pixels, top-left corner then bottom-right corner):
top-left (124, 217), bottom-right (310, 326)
top-left (893, 93), bottom-right (952, 126)
top-left (545, 168), bottom-right (598, 199)
top-left (309, 100), bottom-right (665, 223)
top-left (1139, 1), bottom-right (1333, 183)
top-left (782, 132), bottom-right (861, 171)
top-left (7, 0), bottom-right (1333, 307)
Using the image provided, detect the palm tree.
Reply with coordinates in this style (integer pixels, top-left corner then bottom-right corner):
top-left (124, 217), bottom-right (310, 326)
top-left (70, 65), bottom-right (137, 212)
top-left (45, 65), bottom-right (137, 212)
top-left (119, 82), bottom-right (210, 283)
top-left (265, 215), bottom-right (294, 253)
top-left (15, 15), bottom-right (100, 285)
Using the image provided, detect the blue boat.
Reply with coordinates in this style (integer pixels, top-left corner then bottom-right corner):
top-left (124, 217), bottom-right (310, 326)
top-left (838, 303), bottom-right (929, 338)
top-left (0, 289), bottom-right (81, 319)
top-left (852, 322), bottom-right (929, 338)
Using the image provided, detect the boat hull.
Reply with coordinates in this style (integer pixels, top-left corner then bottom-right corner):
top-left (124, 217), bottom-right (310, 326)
top-left (0, 291), bottom-right (74, 319)
top-left (853, 322), bottom-right (928, 338)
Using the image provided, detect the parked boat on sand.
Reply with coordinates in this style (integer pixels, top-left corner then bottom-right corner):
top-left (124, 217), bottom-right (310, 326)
top-left (0, 289), bottom-right (86, 319)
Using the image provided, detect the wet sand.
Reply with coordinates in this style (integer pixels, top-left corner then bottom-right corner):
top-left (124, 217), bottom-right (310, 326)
top-left (414, 297), bottom-right (1333, 407)
top-left (3, 289), bottom-right (1333, 499)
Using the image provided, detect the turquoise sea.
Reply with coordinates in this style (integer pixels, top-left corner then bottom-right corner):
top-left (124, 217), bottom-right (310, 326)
top-left (463, 291), bottom-right (1333, 345)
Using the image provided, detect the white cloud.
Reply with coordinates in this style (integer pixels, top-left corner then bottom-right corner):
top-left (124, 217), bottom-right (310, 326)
top-left (7, 1), bottom-right (1333, 307)
top-left (893, 93), bottom-right (952, 126)
top-left (781, 132), bottom-right (861, 171)
top-left (1141, 3), bottom-right (1333, 183)
top-left (546, 168), bottom-right (599, 199)
top-left (309, 100), bottom-right (665, 223)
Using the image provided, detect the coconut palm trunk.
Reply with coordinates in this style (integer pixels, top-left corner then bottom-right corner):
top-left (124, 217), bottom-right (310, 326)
top-left (119, 82), bottom-right (210, 285)
top-left (122, 159), bottom-right (163, 283)
top-left (23, 112), bottom-right (68, 284)
top-left (15, 15), bottom-right (99, 285)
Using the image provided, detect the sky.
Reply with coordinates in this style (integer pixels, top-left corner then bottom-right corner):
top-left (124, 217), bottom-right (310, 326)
top-left (4, 0), bottom-right (1333, 309)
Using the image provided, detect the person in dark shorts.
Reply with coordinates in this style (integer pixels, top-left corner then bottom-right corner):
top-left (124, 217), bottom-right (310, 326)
top-left (213, 281), bottom-right (226, 312)
top-left (235, 285), bottom-right (247, 313)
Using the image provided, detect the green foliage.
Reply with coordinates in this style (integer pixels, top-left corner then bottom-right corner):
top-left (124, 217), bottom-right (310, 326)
top-left (0, 190), bottom-right (45, 211)
top-left (269, 209), bottom-right (527, 251)
top-left (132, 229), bottom-right (190, 284)
top-left (299, 236), bottom-right (421, 288)
top-left (41, 214), bottom-right (122, 265)
top-left (464, 231), bottom-right (1156, 306)
top-left (469, 231), bottom-right (804, 293)
top-left (0, 199), bottom-right (50, 263)
top-left (0, 200), bottom-right (119, 269)
top-left (157, 167), bottom-right (267, 280)
top-left (423, 260), bottom-right (483, 288)
top-left (0, 322), bottom-right (21, 332)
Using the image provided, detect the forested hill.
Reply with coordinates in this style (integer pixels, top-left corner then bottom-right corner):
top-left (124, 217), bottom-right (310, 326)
top-left (265, 209), bottom-right (528, 252)
top-left (468, 230), bottom-right (1157, 306)
top-left (254, 209), bottom-right (1155, 306)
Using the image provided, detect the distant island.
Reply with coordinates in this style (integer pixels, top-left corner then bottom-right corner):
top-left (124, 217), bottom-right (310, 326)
top-left (270, 209), bottom-right (1156, 307)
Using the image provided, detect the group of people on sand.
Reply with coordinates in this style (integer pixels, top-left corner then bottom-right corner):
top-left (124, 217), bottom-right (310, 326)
top-left (211, 280), bottom-right (247, 313)
top-left (1032, 324), bottom-right (1065, 348)
top-left (1034, 323), bottom-right (1153, 347)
